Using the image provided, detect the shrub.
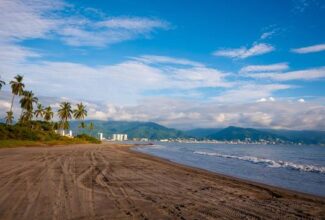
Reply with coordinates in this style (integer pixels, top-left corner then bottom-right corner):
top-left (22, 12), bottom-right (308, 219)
top-left (75, 134), bottom-right (101, 144)
top-left (0, 123), bottom-right (60, 141)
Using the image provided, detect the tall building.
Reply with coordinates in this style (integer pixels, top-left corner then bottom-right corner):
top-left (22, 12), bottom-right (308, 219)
top-left (112, 134), bottom-right (128, 141)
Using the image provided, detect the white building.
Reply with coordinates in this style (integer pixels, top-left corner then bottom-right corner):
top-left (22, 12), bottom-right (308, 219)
top-left (98, 133), bottom-right (104, 141)
top-left (112, 134), bottom-right (128, 141)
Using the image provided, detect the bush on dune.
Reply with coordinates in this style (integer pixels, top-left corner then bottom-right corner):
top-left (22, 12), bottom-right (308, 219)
top-left (0, 122), bottom-right (60, 141)
top-left (0, 122), bottom-right (101, 147)
top-left (75, 134), bottom-right (101, 144)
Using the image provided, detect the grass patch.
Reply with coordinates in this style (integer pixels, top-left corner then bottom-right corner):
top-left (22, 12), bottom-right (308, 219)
top-left (0, 123), bottom-right (101, 148)
top-left (0, 138), bottom-right (90, 148)
top-left (75, 134), bottom-right (101, 144)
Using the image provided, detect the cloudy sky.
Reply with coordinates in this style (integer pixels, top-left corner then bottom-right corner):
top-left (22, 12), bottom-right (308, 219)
top-left (0, 0), bottom-right (324, 130)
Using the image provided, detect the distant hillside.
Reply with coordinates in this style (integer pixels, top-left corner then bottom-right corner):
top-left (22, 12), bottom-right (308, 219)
top-left (69, 120), bottom-right (325, 144)
top-left (184, 128), bottom-right (222, 138)
top-left (69, 120), bottom-right (186, 139)
top-left (207, 126), bottom-right (286, 141)
top-left (263, 129), bottom-right (325, 145)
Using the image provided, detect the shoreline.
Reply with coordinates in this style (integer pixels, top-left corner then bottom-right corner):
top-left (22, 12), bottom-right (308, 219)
top-left (0, 143), bottom-right (324, 219)
top-left (129, 144), bottom-right (325, 200)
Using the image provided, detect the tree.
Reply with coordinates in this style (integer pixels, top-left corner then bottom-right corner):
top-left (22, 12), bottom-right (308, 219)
top-left (19, 91), bottom-right (38, 123)
top-left (57, 102), bottom-right (73, 130)
top-left (88, 122), bottom-right (94, 136)
top-left (79, 121), bottom-right (86, 133)
top-left (53, 122), bottom-right (59, 130)
top-left (43, 106), bottom-right (54, 122)
top-left (20, 91), bottom-right (38, 112)
top-left (0, 76), bottom-right (5, 91)
top-left (20, 110), bottom-right (33, 123)
top-left (34, 103), bottom-right (44, 120)
top-left (89, 122), bottom-right (94, 131)
top-left (73, 102), bottom-right (87, 134)
top-left (5, 111), bottom-right (14, 125)
top-left (9, 75), bottom-right (25, 115)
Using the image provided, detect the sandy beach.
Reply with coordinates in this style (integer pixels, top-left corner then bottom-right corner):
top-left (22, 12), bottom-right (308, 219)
top-left (0, 143), bottom-right (324, 219)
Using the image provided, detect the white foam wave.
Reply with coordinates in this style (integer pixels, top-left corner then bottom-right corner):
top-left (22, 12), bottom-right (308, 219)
top-left (194, 151), bottom-right (325, 174)
top-left (150, 145), bottom-right (166, 149)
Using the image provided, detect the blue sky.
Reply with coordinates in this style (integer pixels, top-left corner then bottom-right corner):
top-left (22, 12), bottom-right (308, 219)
top-left (0, 0), bottom-right (324, 130)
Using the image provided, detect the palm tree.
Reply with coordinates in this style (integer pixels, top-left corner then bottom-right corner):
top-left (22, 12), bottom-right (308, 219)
top-left (34, 103), bottom-right (44, 120)
top-left (57, 102), bottom-right (73, 130)
top-left (20, 91), bottom-right (38, 112)
top-left (88, 122), bottom-right (94, 136)
top-left (89, 122), bottom-right (94, 131)
top-left (9, 75), bottom-right (25, 114)
top-left (5, 111), bottom-right (14, 125)
top-left (20, 110), bottom-right (33, 123)
top-left (79, 121), bottom-right (86, 128)
top-left (73, 102), bottom-right (87, 134)
top-left (53, 122), bottom-right (59, 130)
top-left (43, 106), bottom-right (54, 122)
top-left (19, 91), bottom-right (38, 123)
top-left (78, 121), bottom-right (86, 134)
top-left (0, 76), bottom-right (5, 91)
top-left (73, 102), bottom-right (87, 121)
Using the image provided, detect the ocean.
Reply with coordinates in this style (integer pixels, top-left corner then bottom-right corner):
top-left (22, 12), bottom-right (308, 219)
top-left (133, 142), bottom-right (325, 197)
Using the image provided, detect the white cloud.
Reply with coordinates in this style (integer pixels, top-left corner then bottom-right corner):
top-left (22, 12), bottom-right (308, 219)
top-left (214, 84), bottom-right (291, 103)
top-left (0, 100), bottom-right (11, 110)
top-left (257, 97), bottom-right (275, 102)
top-left (59, 17), bottom-right (170, 47)
top-left (298, 98), bottom-right (305, 103)
top-left (291, 44), bottom-right (325, 54)
top-left (213, 43), bottom-right (274, 59)
top-left (0, 43), bottom-right (40, 65)
top-left (0, 55), bottom-right (230, 105)
top-left (240, 63), bottom-right (289, 73)
top-left (246, 67), bottom-right (325, 81)
top-left (0, 0), bottom-right (170, 47)
top-left (1, 91), bottom-right (324, 130)
top-left (0, 0), bottom-right (64, 41)
top-left (171, 67), bottom-right (231, 89)
top-left (257, 98), bottom-right (267, 102)
top-left (260, 30), bottom-right (276, 40)
top-left (97, 17), bottom-right (169, 31)
top-left (132, 55), bottom-right (204, 67)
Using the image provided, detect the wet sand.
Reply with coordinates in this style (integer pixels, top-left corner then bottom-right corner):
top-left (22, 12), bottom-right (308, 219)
top-left (0, 143), bottom-right (324, 219)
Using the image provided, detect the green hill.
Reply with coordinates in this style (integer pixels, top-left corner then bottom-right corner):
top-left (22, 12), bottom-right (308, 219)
top-left (69, 120), bottom-right (325, 144)
top-left (70, 120), bottom-right (186, 139)
top-left (184, 128), bottom-right (222, 138)
top-left (207, 126), bottom-right (285, 141)
top-left (262, 129), bottom-right (325, 145)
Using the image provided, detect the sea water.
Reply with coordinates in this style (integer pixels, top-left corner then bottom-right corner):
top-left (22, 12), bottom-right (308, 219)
top-left (134, 142), bottom-right (325, 197)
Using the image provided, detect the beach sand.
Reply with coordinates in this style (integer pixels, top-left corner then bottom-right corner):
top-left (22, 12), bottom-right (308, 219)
top-left (0, 143), bottom-right (324, 219)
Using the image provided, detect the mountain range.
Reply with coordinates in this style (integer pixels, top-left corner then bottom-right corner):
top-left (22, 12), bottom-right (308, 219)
top-left (70, 120), bottom-right (184, 140)
top-left (70, 120), bottom-right (325, 145)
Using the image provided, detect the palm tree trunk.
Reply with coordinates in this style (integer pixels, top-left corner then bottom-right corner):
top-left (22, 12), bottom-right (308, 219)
top-left (10, 95), bottom-right (15, 112)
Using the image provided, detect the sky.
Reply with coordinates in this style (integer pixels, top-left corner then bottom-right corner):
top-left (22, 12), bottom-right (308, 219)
top-left (0, 0), bottom-right (325, 130)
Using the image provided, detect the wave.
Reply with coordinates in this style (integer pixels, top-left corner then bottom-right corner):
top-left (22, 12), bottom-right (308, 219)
top-left (193, 151), bottom-right (325, 174)
top-left (150, 144), bottom-right (166, 149)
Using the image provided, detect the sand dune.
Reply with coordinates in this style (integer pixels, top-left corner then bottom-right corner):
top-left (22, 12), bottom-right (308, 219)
top-left (0, 143), bottom-right (324, 219)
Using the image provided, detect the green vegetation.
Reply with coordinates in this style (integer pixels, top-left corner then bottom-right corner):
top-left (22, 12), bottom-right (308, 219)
top-left (0, 139), bottom-right (89, 148)
top-left (73, 102), bottom-right (87, 134)
top-left (69, 120), bottom-right (186, 139)
top-left (0, 122), bottom-right (99, 148)
top-left (75, 134), bottom-right (101, 144)
top-left (0, 74), bottom-right (100, 148)
top-left (43, 106), bottom-right (54, 122)
top-left (57, 102), bottom-right (73, 130)
top-left (9, 75), bottom-right (25, 122)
